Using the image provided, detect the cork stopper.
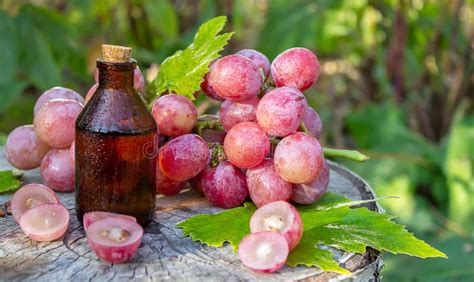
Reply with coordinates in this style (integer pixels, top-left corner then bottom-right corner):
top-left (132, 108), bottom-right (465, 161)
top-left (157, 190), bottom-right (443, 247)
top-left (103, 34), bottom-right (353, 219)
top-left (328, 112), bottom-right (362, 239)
top-left (101, 44), bottom-right (132, 63)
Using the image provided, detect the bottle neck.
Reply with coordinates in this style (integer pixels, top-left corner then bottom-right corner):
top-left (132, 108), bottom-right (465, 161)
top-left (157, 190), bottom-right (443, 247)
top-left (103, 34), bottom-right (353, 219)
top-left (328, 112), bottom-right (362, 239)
top-left (97, 59), bottom-right (136, 90)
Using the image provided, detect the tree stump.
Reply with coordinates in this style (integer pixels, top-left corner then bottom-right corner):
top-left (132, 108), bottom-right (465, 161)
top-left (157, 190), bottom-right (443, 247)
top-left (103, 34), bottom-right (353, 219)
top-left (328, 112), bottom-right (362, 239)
top-left (0, 150), bottom-right (383, 281)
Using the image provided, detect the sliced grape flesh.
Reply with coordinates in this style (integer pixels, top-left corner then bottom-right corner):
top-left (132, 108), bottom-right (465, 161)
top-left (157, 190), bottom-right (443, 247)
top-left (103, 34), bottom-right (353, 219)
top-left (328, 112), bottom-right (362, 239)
top-left (19, 203), bottom-right (69, 242)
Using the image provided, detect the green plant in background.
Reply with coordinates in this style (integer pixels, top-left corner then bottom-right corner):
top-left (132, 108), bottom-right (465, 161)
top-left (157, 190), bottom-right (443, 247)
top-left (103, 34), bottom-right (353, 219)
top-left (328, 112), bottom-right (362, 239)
top-left (0, 0), bottom-right (472, 280)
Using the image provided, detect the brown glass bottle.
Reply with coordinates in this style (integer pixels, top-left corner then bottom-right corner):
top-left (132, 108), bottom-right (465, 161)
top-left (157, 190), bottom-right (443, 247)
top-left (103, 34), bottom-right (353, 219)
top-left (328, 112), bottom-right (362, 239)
top-left (75, 45), bottom-right (157, 227)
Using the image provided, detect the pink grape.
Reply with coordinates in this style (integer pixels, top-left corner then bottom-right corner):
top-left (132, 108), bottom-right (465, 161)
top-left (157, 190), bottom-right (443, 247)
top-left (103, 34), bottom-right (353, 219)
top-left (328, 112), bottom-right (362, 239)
top-left (250, 201), bottom-right (303, 250)
top-left (83, 211), bottom-right (137, 231)
top-left (223, 122), bottom-right (269, 169)
top-left (256, 86), bottom-right (307, 137)
top-left (40, 149), bottom-right (75, 192)
top-left (219, 96), bottom-right (259, 132)
top-left (238, 231), bottom-right (289, 273)
top-left (237, 49), bottom-right (271, 79)
top-left (5, 125), bottom-right (50, 170)
top-left (200, 61), bottom-right (225, 101)
top-left (274, 132), bottom-right (324, 184)
top-left (11, 184), bottom-right (60, 223)
top-left (34, 99), bottom-right (83, 148)
top-left (19, 203), bottom-right (69, 242)
top-left (133, 67), bottom-right (145, 93)
top-left (208, 54), bottom-right (262, 101)
top-left (159, 134), bottom-right (210, 182)
top-left (69, 141), bottom-right (75, 164)
top-left (292, 160), bottom-right (330, 204)
top-left (303, 107), bottom-right (322, 139)
top-left (86, 217), bottom-right (143, 263)
top-left (151, 94), bottom-right (198, 137)
top-left (34, 86), bottom-right (84, 115)
top-left (246, 159), bottom-right (292, 207)
top-left (156, 159), bottom-right (186, 196)
top-left (271, 47), bottom-right (320, 91)
top-left (84, 83), bottom-right (98, 104)
top-left (200, 161), bottom-right (249, 209)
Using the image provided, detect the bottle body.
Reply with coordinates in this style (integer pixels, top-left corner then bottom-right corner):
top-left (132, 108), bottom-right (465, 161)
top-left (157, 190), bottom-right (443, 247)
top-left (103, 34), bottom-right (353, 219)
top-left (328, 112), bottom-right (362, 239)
top-left (75, 59), bottom-right (157, 226)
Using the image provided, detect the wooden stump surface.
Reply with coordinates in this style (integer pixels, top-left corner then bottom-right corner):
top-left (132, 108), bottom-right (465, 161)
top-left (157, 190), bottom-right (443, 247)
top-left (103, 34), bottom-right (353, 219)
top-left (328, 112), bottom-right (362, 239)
top-left (0, 150), bottom-right (383, 281)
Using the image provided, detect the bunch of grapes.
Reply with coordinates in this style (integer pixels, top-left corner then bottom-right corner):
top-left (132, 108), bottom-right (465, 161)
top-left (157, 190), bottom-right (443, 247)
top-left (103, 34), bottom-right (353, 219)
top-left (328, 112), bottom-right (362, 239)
top-left (152, 47), bottom-right (328, 210)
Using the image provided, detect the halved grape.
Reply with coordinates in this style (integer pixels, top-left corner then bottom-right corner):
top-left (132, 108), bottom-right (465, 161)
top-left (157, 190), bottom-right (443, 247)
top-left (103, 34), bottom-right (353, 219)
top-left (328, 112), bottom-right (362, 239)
top-left (237, 49), bottom-right (271, 79)
top-left (34, 87), bottom-right (84, 115)
top-left (208, 54), bottom-right (262, 101)
top-left (200, 161), bottom-right (248, 209)
top-left (292, 160), bottom-right (330, 204)
top-left (19, 203), bottom-right (69, 242)
top-left (159, 134), bottom-right (210, 182)
top-left (34, 99), bottom-right (83, 148)
top-left (303, 106), bottom-right (322, 139)
top-left (83, 211), bottom-right (137, 231)
top-left (156, 158), bottom-right (186, 196)
top-left (256, 86), bottom-right (307, 137)
top-left (219, 96), bottom-right (259, 132)
top-left (5, 125), bottom-right (50, 170)
top-left (86, 217), bottom-right (143, 263)
top-left (11, 184), bottom-right (60, 223)
top-left (250, 201), bottom-right (303, 250)
top-left (238, 231), bottom-right (289, 273)
top-left (84, 83), bottom-right (98, 104)
top-left (200, 61), bottom-right (225, 101)
top-left (246, 159), bottom-right (292, 207)
top-left (40, 149), bottom-right (75, 192)
top-left (274, 132), bottom-right (323, 184)
top-left (151, 94), bottom-right (198, 137)
top-left (271, 47), bottom-right (320, 91)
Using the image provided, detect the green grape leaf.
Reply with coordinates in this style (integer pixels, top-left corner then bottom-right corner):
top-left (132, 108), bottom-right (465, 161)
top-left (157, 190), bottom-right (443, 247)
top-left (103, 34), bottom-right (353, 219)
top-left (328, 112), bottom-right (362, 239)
top-left (0, 170), bottom-right (22, 193)
top-left (176, 202), bottom-right (256, 251)
top-left (148, 16), bottom-right (233, 101)
top-left (176, 193), bottom-right (446, 275)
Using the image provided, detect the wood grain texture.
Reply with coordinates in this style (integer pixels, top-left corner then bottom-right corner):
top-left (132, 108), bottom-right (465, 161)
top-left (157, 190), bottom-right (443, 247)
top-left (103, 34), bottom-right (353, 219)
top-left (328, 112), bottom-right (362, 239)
top-left (0, 150), bottom-right (383, 281)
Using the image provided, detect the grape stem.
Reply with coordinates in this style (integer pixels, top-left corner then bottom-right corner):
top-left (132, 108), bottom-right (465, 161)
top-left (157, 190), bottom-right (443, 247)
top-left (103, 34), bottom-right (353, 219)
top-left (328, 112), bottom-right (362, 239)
top-left (194, 116), bottom-right (225, 136)
top-left (322, 148), bottom-right (370, 162)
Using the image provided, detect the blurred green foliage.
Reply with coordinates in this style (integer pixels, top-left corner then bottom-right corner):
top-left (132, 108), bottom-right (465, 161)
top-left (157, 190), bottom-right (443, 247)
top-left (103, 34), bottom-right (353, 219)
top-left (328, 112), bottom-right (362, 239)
top-left (0, 0), bottom-right (473, 279)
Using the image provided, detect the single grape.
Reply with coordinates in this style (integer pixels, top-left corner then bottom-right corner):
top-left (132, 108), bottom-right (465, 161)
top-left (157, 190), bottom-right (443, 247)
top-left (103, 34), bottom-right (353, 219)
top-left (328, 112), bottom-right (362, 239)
top-left (292, 160), bottom-right (330, 204)
top-left (159, 134), bottom-right (210, 182)
top-left (5, 125), bottom-right (50, 170)
top-left (223, 122), bottom-right (269, 169)
top-left (271, 47), bottom-right (320, 91)
top-left (237, 49), bottom-right (271, 79)
top-left (83, 211), bottom-right (137, 231)
top-left (134, 67), bottom-right (145, 93)
top-left (238, 231), bottom-right (289, 273)
top-left (303, 106), bottom-right (322, 139)
top-left (156, 158), bottom-right (186, 196)
top-left (200, 61), bottom-right (225, 101)
top-left (84, 83), bottom-right (98, 104)
top-left (200, 161), bottom-right (248, 209)
top-left (34, 86), bottom-right (84, 115)
top-left (11, 184), bottom-right (60, 223)
top-left (274, 132), bottom-right (323, 184)
top-left (256, 86), bottom-right (307, 137)
top-left (86, 217), bottom-right (143, 263)
top-left (40, 149), bottom-right (75, 192)
top-left (250, 201), bottom-right (303, 250)
top-left (219, 96), bottom-right (259, 132)
top-left (246, 159), bottom-right (292, 207)
top-left (151, 94), bottom-right (198, 137)
top-left (34, 99), bottom-right (83, 148)
top-left (19, 203), bottom-right (69, 242)
top-left (208, 54), bottom-right (262, 101)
